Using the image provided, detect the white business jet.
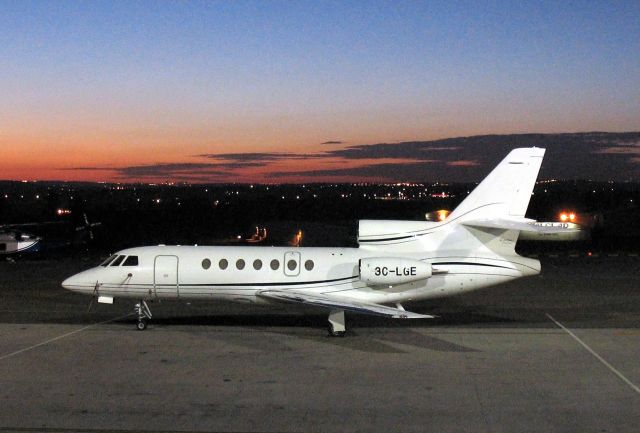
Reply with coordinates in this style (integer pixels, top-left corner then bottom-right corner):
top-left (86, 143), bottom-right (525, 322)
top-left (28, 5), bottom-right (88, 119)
top-left (62, 147), bottom-right (564, 336)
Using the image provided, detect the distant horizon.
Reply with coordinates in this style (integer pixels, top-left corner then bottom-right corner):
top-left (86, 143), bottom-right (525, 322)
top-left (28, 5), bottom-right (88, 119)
top-left (3, 131), bottom-right (639, 184)
top-left (3, 178), bottom-right (640, 187)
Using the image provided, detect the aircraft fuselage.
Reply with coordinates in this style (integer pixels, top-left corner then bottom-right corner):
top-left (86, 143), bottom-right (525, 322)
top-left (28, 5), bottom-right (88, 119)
top-left (62, 245), bottom-right (539, 306)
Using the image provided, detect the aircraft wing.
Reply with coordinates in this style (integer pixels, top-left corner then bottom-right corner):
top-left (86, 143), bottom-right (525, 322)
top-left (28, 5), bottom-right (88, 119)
top-left (257, 289), bottom-right (433, 319)
top-left (462, 218), bottom-right (579, 233)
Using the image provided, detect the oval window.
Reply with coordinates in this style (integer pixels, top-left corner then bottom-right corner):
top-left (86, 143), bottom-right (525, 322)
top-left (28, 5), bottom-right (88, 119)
top-left (287, 260), bottom-right (297, 271)
top-left (270, 259), bottom-right (280, 270)
top-left (219, 259), bottom-right (228, 270)
top-left (304, 260), bottom-right (314, 271)
top-left (236, 259), bottom-right (245, 270)
top-left (253, 259), bottom-right (262, 270)
top-left (202, 258), bottom-right (211, 270)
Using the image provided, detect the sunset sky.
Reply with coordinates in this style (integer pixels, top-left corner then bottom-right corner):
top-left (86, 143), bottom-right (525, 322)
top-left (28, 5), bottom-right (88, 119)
top-left (1, 1), bottom-right (639, 183)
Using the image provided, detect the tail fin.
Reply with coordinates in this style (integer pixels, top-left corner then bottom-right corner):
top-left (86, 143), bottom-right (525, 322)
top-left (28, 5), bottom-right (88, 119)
top-left (357, 147), bottom-right (547, 254)
top-left (448, 147), bottom-right (545, 222)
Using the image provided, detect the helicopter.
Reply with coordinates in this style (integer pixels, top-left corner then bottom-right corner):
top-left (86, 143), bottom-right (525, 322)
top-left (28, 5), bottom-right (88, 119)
top-left (0, 212), bottom-right (101, 259)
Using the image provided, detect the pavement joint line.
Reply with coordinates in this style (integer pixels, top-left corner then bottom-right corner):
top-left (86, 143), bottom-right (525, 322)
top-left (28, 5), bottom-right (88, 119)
top-left (546, 313), bottom-right (640, 395)
top-left (0, 313), bottom-right (134, 362)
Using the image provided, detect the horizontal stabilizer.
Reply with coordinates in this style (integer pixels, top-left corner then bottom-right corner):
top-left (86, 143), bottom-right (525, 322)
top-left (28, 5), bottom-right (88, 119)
top-left (257, 289), bottom-right (433, 319)
top-left (462, 218), bottom-right (579, 233)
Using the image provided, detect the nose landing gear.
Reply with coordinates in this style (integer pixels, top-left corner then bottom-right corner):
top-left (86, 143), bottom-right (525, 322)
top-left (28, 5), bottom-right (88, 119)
top-left (135, 300), bottom-right (152, 330)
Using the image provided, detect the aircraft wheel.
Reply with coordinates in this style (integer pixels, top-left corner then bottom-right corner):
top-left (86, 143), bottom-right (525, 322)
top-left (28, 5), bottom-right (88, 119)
top-left (136, 320), bottom-right (147, 331)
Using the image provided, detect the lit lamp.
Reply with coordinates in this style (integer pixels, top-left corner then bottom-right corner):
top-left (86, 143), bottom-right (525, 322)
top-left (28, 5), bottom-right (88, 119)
top-left (437, 210), bottom-right (449, 221)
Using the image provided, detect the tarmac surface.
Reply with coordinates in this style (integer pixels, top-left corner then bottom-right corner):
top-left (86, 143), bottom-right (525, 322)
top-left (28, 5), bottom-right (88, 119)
top-left (0, 256), bottom-right (639, 432)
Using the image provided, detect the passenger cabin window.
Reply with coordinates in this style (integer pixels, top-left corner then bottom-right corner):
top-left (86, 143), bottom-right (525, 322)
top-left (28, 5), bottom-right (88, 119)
top-left (110, 255), bottom-right (126, 266)
top-left (253, 259), bottom-right (262, 270)
top-left (236, 259), bottom-right (245, 270)
top-left (100, 255), bottom-right (117, 267)
top-left (287, 260), bottom-right (297, 271)
top-left (201, 258), bottom-right (211, 270)
top-left (123, 256), bottom-right (139, 267)
top-left (270, 259), bottom-right (280, 270)
top-left (219, 259), bottom-right (228, 270)
top-left (305, 260), bottom-right (314, 271)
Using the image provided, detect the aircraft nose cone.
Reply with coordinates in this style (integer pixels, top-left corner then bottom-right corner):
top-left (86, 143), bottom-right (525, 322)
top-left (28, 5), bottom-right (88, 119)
top-left (61, 274), bottom-right (81, 292)
top-left (62, 269), bottom-right (100, 294)
top-left (61, 276), bottom-right (73, 290)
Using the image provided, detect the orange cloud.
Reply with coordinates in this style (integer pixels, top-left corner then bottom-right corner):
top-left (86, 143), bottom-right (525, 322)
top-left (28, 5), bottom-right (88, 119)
top-left (446, 160), bottom-right (480, 167)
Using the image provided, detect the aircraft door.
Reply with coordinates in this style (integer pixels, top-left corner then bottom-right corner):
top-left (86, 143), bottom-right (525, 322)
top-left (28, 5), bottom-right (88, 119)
top-left (283, 251), bottom-right (301, 277)
top-left (154, 255), bottom-right (179, 299)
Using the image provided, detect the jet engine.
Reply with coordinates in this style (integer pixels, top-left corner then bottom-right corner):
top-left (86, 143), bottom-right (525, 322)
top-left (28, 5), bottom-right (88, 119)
top-left (359, 257), bottom-right (431, 286)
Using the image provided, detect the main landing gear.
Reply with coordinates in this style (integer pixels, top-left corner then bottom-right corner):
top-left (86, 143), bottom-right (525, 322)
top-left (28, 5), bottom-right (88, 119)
top-left (135, 300), bottom-right (153, 331)
top-left (327, 309), bottom-right (346, 337)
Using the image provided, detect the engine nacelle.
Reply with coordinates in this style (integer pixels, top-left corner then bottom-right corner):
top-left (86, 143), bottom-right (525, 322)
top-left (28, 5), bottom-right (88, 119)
top-left (359, 257), bottom-right (431, 286)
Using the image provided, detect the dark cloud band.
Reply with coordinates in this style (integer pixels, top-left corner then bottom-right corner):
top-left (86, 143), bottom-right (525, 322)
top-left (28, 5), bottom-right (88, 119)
top-left (60, 132), bottom-right (640, 182)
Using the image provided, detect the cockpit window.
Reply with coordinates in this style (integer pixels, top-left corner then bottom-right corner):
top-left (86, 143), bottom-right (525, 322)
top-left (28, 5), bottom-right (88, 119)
top-left (123, 256), bottom-right (139, 266)
top-left (110, 255), bottom-right (126, 266)
top-left (100, 255), bottom-right (118, 267)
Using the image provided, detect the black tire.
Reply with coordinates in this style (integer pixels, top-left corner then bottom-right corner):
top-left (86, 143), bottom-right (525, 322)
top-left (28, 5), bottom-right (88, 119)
top-left (136, 320), bottom-right (147, 331)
